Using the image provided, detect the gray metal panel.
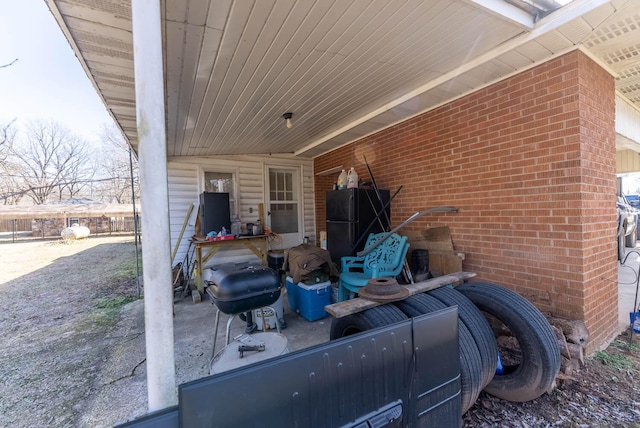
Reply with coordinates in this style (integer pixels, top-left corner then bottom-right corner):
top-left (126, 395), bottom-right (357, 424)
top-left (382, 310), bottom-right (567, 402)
top-left (178, 308), bottom-right (460, 428)
top-left (413, 307), bottom-right (462, 426)
top-left (115, 406), bottom-right (179, 428)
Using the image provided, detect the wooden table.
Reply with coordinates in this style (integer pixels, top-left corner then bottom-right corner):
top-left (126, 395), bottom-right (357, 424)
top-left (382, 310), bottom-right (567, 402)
top-left (193, 235), bottom-right (269, 294)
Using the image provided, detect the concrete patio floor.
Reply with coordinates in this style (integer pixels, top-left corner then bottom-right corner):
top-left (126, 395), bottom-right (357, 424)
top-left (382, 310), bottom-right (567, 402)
top-left (90, 288), bottom-right (332, 427)
top-left (98, 258), bottom-right (638, 426)
top-left (618, 246), bottom-right (640, 333)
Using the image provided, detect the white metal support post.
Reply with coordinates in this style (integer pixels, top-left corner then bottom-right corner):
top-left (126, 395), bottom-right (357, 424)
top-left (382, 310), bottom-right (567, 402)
top-left (131, 0), bottom-right (176, 410)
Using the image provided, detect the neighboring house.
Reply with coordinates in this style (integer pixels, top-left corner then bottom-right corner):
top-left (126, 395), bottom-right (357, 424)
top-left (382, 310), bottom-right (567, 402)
top-left (44, 0), bottom-right (640, 408)
top-left (0, 203), bottom-right (137, 237)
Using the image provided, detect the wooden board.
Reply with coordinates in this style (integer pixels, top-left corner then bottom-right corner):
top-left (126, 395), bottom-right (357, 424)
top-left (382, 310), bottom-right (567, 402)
top-left (325, 271), bottom-right (476, 318)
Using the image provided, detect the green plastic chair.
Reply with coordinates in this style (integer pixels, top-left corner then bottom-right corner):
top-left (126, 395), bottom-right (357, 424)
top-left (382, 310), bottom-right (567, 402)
top-left (338, 232), bottom-right (409, 301)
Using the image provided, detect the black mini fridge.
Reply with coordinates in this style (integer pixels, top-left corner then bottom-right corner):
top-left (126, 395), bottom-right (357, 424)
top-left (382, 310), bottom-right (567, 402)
top-left (199, 192), bottom-right (231, 236)
top-left (326, 188), bottom-right (390, 266)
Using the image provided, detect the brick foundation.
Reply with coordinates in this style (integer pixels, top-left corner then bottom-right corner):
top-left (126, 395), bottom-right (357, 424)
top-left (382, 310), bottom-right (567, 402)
top-left (314, 50), bottom-right (617, 351)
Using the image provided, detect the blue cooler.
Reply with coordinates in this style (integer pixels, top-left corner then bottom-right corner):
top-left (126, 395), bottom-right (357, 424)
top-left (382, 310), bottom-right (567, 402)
top-left (286, 277), bottom-right (331, 321)
top-left (285, 277), bottom-right (299, 313)
top-left (630, 311), bottom-right (640, 333)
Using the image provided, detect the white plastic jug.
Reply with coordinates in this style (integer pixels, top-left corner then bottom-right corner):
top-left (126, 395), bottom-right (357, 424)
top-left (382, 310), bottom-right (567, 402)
top-left (347, 167), bottom-right (358, 189)
top-left (231, 216), bottom-right (241, 237)
top-left (337, 169), bottom-right (347, 189)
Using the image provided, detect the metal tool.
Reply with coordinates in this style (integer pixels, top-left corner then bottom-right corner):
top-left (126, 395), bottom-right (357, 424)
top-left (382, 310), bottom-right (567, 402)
top-left (238, 344), bottom-right (265, 358)
top-left (363, 155), bottom-right (392, 229)
top-left (351, 185), bottom-right (403, 252)
top-left (357, 206), bottom-right (459, 258)
top-left (363, 155), bottom-right (414, 283)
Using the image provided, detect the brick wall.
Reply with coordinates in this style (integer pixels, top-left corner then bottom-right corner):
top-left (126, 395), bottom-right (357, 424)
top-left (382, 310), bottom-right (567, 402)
top-left (314, 50), bottom-right (618, 351)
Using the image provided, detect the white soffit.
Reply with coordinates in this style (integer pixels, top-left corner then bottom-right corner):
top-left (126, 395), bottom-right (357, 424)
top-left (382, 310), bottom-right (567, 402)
top-left (44, 0), bottom-right (640, 158)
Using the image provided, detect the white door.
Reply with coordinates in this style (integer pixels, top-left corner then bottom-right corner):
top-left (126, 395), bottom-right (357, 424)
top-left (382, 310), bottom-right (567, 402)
top-left (266, 166), bottom-right (302, 249)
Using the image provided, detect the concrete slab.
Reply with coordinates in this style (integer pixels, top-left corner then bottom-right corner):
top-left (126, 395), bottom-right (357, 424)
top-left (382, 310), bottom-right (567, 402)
top-left (618, 247), bottom-right (640, 333)
top-left (85, 286), bottom-right (331, 426)
top-left (90, 258), bottom-right (638, 426)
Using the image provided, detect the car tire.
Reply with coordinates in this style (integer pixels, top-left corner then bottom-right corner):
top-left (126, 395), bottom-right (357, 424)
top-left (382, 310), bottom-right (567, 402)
top-left (619, 228), bottom-right (626, 262)
top-left (456, 282), bottom-right (561, 402)
top-left (394, 293), bottom-right (483, 413)
top-left (329, 304), bottom-right (407, 339)
top-left (427, 286), bottom-right (498, 389)
top-left (626, 230), bottom-right (637, 248)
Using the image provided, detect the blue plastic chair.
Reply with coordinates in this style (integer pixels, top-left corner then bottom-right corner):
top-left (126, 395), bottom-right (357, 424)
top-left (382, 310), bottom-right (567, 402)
top-left (338, 232), bottom-right (410, 301)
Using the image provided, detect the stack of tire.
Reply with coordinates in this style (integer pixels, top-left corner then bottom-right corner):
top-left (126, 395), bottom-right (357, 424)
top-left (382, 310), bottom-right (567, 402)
top-left (330, 282), bottom-right (561, 414)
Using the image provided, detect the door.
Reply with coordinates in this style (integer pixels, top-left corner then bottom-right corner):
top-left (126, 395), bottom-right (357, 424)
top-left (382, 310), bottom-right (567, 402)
top-left (266, 167), bottom-right (302, 249)
top-left (326, 189), bottom-right (357, 222)
top-left (326, 220), bottom-right (357, 266)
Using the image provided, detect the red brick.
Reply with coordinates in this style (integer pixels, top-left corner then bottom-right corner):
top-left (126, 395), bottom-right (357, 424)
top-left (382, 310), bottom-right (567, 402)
top-left (314, 51), bottom-right (617, 350)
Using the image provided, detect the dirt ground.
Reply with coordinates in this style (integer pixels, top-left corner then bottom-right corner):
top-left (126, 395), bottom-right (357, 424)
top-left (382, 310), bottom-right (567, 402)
top-left (1, 235), bottom-right (639, 427)
top-left (463, 332), bottom-right (640, 427)
top-left (0, 235), bottom-right (142, 427)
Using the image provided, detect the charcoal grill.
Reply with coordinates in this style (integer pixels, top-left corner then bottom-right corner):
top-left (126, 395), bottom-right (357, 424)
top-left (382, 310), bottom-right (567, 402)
top-left (206, 265), bottom-right (282, 358)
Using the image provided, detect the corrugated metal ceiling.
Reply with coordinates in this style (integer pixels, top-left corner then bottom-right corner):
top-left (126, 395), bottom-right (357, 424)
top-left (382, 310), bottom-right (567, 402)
top-left (45, 0), bottom-right (640, 158)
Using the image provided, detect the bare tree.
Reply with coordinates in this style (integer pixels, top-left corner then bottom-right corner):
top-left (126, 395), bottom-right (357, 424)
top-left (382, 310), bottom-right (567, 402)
top-left (94, 124), bottom-right (139, 203)
top-left (0, 61), bottom-right (20, 203)
top-left (0, 119), bottom-right (16, 165)
top-left (1, 58), bottom-right (18, 69)
top-left (9, 120), bottom-right (92, 205)
top-left (55, 141), bottom-right (95, 200)
top-left (0, 120), bottom-right (22, 205)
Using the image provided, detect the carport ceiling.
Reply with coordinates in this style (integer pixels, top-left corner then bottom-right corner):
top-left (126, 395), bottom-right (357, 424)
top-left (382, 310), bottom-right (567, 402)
top-left (46, 0), bottom-right (640, 158)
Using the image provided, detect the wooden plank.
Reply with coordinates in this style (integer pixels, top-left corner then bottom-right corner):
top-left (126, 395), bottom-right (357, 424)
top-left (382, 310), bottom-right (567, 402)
top-left (325, 271), bottom-right (476, 318)
top-left (171, 203), bottom-right (195, 264)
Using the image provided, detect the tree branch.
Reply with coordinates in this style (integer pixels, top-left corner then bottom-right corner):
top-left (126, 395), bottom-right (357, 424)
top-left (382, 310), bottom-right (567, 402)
top-left (1, 58), bottom-right (18, 69)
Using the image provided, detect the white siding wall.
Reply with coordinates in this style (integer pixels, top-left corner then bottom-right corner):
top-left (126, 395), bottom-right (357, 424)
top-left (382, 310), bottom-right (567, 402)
top-left (616, 94), bottom-right (640, 144)
top-left (615, 95), bottom-right (640, 173)
top-left (168, 155), bottom-right (315, 269)
top-left (301, 164), bottom-right (316, 243)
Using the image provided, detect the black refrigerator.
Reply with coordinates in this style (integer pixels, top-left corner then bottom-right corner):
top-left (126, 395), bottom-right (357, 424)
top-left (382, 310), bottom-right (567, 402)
top-left (326, 188), bottom-right (390, 267)
top-left (199, 192), bottom-right (231, 236)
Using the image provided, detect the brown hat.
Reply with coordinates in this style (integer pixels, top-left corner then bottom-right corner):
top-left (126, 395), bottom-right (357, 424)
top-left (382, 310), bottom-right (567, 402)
top-left (358, 277), bottom-right (409, 302)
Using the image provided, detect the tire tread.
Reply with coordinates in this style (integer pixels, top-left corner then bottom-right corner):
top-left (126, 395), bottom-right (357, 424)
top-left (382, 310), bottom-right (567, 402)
top-left (456, 282), bottom-right (561, 402)
top-left (395, 294), bottom-right (483, 413)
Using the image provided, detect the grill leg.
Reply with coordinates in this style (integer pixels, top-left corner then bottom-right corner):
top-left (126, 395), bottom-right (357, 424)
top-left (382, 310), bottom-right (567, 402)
top-left (244, 311), bottom-right (257, 334)
top-left (225, 314), bottom-right (237, 345)
top-left (211, 308), bottom-right (221, 360)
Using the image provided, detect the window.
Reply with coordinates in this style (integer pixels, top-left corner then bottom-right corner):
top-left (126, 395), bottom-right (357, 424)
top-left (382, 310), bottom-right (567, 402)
top-left (204, 171), bottom-right (236, 217)
top-left (268, 169), bottom-right (298, 234)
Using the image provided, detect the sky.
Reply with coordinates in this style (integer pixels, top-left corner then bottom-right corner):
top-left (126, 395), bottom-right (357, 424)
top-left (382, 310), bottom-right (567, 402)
top-left (0, 0), bottom-right (114, 143)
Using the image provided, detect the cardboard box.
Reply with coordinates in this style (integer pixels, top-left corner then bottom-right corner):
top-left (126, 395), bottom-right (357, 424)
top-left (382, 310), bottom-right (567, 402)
top-left (319, 231), bottom-right (327, 249)
top-left (405, 226), bottom-right (463, 275)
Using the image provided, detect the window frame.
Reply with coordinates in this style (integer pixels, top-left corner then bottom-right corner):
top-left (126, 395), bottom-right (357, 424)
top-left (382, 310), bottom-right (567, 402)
top-left (199, 167), bottom-right (239, 218)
